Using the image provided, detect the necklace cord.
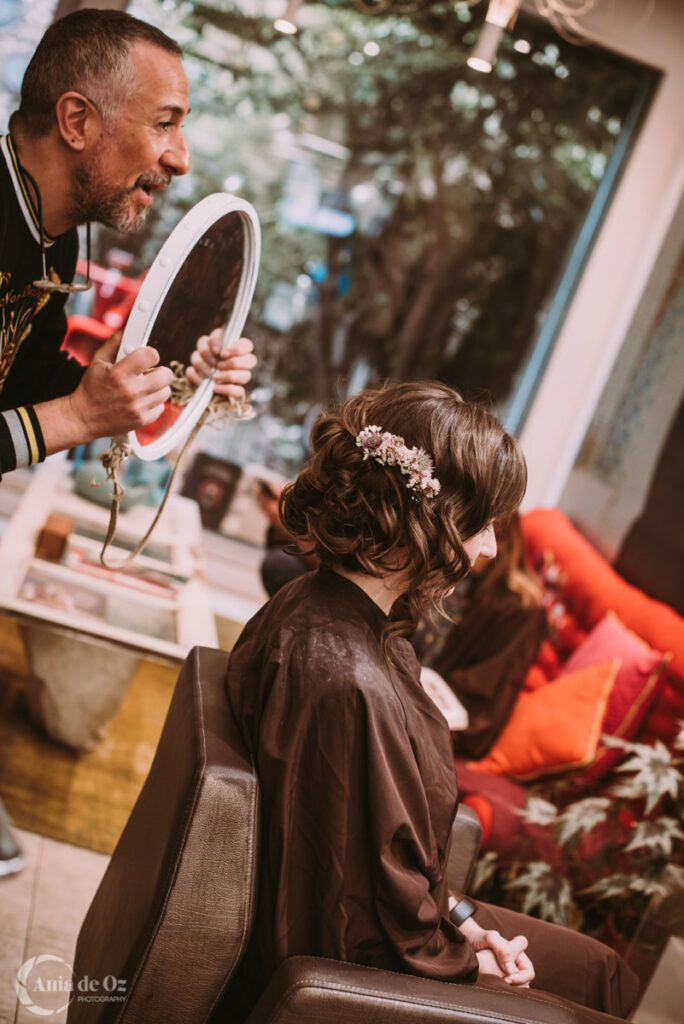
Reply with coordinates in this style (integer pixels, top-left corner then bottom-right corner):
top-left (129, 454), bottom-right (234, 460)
top-left (20, 161), bottom-right (92, 291)
top-left (94, 409), bottom-right (209, 569)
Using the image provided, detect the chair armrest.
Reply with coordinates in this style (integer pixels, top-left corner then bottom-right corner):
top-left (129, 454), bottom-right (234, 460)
top-left (448, 804), bottom-right (482, 893)
top-left (244, 956), bottom-right (625, 1024)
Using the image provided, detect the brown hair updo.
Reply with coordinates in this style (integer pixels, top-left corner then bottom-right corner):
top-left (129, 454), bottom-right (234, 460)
top-left (280, 380), bottom-right (527, 634)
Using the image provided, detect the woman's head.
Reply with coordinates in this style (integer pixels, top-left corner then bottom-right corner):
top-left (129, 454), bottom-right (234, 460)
top-left (281, 381), bottom-right (526, 626)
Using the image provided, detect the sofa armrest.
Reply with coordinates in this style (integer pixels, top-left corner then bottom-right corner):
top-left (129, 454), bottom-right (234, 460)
top-left (448, 804), bottom-right (482, 893)
top-left (244, 956), bottom-right (625, 1024)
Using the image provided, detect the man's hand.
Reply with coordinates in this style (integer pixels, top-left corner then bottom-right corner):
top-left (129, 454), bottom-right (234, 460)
top-left (186, 330), bottom-right (256, 400)
top-left (35, 333), bottom-right (173, 455)
top-left (70, 333), bottom-right (174, 438)
top-left (458, 914), bottom-right (534, 987)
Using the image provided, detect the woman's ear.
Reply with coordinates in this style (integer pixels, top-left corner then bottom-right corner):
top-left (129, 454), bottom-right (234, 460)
top-left (55, 92), bottom-right (100, 152)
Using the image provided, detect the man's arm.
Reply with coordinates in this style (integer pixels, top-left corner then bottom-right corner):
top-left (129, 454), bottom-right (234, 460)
top-left (0, 334), bottom-right (173, 479)
top-left (34, 334), bottom-right (174, 455)
top-left (0, 329), bottom-right (259, 478)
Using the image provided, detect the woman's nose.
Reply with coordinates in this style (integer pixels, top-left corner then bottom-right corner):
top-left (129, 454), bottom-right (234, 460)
top-left (482, 524), bottom-right (497, 560)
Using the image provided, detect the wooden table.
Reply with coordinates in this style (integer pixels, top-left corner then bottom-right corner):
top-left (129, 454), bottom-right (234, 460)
top-left (0, 462), bottom-right (217, 749)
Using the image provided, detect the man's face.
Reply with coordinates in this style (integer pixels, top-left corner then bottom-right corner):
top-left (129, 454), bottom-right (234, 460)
top-left (70, 41), bottom-right (191, 233)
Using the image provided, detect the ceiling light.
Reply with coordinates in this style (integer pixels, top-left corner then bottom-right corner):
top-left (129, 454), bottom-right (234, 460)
top-left (274, 0), bottom-right (303, 35)
top-left (467, 0), bottom-right (521, 73)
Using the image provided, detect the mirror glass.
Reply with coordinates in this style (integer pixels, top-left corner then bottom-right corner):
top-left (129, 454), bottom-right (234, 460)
top-left (135, 211), bottom-right (246, 448)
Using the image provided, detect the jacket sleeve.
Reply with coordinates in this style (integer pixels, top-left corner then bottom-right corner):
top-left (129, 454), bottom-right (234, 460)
top-left (363, 683), bottom-right (479, 981)
top-left (0, 404), bottom-right (46, 479)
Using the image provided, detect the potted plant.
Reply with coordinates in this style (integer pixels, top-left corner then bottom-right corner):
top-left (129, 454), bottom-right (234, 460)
top-left (471, 723), bottom-right (684, 956)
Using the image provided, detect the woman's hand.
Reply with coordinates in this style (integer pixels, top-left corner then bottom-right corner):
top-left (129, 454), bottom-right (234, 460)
top-left (458, 914), bottom-right (535, 987)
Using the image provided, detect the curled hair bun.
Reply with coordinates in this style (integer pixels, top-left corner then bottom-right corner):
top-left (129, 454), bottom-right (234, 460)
top-left (280, 380), bottom-right (526, 636)
top-left (282, 411), bottom-right (410, 575)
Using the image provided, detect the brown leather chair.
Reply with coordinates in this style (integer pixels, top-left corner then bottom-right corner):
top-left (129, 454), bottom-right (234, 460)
top-left (67, 647), bottom-right (628, 1024)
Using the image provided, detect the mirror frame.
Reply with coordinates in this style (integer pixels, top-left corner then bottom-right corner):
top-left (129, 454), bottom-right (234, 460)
top-left (117, 192), bottom-right (261, 461)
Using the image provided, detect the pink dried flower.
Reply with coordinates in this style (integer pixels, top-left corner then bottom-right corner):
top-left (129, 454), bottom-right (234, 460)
top-left (356, 426), bottom-right (440, 500)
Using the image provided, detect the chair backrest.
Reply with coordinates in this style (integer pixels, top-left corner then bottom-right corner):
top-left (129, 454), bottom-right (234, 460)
top-left (67, 647), bottom-right (260, 1024)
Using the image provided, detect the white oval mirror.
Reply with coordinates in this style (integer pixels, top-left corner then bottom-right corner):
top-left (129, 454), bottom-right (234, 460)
top-left (116, 193), bottom-right (260, 461)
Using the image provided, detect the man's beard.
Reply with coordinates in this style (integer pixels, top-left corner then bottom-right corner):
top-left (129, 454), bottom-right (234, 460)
top-left (69, 149), bottom-right (171, 233)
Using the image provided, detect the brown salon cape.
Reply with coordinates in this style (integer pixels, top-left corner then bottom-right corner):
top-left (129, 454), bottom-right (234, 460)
top-left (224, 567), bottom-right (638, 1022)
top-left (225, 566), bottom-right (478, 1013)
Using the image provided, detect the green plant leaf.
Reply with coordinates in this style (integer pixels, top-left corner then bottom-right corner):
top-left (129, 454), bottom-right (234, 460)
top-left (471, 850), bottom-right (499, 894)
top-left (505, 861), bottom-right (577, 925)
top-left (554, 797), bottom-right (611, 846)
top-left (624, 817), bottom-right (684, 857)
top-left (610, 740), bottom-right (681, 813)
top-left (518, 795), bottom-right (558, 827)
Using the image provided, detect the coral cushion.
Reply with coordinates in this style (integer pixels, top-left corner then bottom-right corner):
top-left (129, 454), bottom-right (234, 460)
top-left (470, 661), bottom-right (618, 782)
top-left (556, 614), bottom-right (669, 783)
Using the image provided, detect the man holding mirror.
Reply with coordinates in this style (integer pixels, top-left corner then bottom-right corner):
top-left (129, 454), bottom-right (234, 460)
top-left (0, 8), bottom-right (256, 480)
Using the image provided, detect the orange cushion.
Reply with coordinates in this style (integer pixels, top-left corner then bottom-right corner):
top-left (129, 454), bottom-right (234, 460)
top-left (470, 660), bottom-right (618, 782)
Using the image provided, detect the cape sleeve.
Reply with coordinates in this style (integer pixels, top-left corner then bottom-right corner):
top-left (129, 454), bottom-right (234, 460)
top-left (362, 666), bottom-right (479, 980)
top-left (250, 634), bottom-right (479, 983)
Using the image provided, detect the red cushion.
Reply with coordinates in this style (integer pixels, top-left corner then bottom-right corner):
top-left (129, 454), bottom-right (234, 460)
top-left (454, 761), bottom-right (527, 857)
top-left (533, 638), bottom-right (561, 681)
top-left (640, 675), bottom-right (684, 748)
top-left (556, 613), bottom-right (669, 783)
top-left (523, 664), bottom-right (550, 692)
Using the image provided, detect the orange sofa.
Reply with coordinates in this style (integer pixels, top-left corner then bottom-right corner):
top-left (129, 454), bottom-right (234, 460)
top-left (455, 508), bottom-right (684, 854)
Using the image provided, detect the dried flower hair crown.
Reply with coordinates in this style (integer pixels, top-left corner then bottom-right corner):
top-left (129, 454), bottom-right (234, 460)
top-left (356, 425), bottom-right (441, 500)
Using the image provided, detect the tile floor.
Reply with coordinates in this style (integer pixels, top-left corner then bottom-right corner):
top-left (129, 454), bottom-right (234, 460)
top-left (0, 829), bottom-right (109, 1024)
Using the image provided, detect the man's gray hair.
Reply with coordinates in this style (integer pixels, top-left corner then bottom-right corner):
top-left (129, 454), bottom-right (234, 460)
top-left (12, 8), bottom-right (182, 138)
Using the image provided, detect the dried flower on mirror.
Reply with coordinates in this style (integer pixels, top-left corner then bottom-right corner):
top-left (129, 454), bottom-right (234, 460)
top-left (169, 360), bottom-right (255, 424)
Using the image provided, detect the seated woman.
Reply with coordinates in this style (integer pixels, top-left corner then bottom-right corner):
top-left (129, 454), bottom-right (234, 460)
top-left (415, 513), bottom-right (547, 760)
top-left (225, 381), bottom-right (638, 1022)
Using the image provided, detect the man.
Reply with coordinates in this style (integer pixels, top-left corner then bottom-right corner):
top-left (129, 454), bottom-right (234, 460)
top-left (0, 8), bottom-right (257, 876)
top-left (0, 8), bottom-right (256, 478)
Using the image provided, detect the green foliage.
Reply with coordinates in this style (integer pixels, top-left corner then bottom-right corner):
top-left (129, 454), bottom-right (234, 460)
top-left (505, 861), bottom-right (575, 923)
top-left (474, 728), bottom-right (684, 942)
top-left (121, 0), bottom-right (651, 469)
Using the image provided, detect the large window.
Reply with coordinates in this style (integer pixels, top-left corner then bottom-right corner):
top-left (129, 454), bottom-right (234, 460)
top-left (0, 0), bottom-right (54, 130)
top-left (94, 1), bottom-right (656, 471)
